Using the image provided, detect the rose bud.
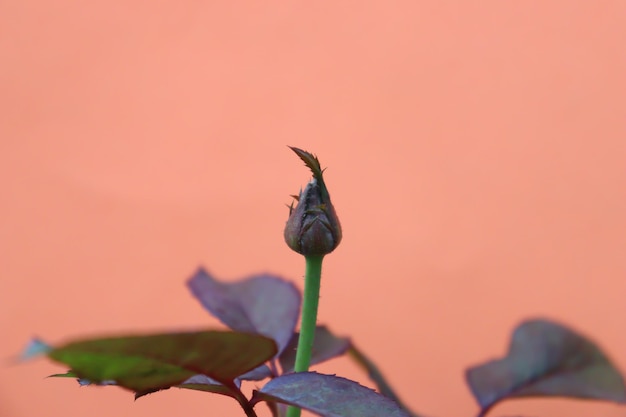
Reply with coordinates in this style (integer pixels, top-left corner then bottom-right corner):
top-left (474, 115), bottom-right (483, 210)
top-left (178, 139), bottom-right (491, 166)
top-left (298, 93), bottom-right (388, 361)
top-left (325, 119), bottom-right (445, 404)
top-left (284, 147), bottom-right (342, 256)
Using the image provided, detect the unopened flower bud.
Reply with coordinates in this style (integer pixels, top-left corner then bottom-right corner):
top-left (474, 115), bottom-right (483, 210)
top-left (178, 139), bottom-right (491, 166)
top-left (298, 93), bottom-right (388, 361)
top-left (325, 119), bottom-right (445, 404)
top-left (284, 147), bottom-right (342, 256)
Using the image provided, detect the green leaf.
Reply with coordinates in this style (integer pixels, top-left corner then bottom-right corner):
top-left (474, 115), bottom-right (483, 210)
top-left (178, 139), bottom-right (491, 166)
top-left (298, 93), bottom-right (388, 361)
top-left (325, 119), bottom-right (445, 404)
top-left (58, 371), bottom-right (241, 399)
top-left (47, 330), bottom-right (277, 393)
top-left (466, 319), bottom-right (626, 416)
top-left (49, 371), bottom-right (79, 379)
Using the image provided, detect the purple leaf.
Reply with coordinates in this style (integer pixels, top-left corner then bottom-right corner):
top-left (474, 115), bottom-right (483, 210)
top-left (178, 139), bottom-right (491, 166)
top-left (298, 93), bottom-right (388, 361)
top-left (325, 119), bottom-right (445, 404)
top-left (182, 374), bottom-right (234, 387)
top-left (187, 268), bottom-right (301, 356)
top-left (251, 372), bottom-right (411, 417)
top-left (280, 326), bottom-right (350, 373)
top-left (135, 374), bottom-right (243, 400)
top-left (466, 319), bottom-right (626, 416)
top-left (79, 378), bottom-right (116, 386)
top-left (288, 147), bottom-right (324, 182)
top-left (238, 364), bottom-right (273, 381)
top-left (348, 344), bottom-right (418, 416)
top-left (20, 338), bottom-right (52, 360)
top-left (173, 374), bottom-right (238, 399)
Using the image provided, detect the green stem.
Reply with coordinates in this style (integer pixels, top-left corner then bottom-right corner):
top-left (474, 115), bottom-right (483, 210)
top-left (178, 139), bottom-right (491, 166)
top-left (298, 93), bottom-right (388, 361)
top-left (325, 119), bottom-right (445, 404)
top-left (286, 255), bottom-right (324, 417)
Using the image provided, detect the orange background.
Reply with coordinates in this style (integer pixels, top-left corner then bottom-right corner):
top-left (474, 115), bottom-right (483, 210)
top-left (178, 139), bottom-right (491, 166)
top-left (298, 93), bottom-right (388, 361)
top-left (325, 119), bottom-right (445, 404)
top-left (2, 2), bottom-right (626, 417)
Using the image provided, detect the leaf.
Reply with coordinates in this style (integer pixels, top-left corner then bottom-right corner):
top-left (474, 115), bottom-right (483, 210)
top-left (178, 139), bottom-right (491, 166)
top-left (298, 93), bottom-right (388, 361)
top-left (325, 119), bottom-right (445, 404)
top-left (64, 371), bottom-right (242, 399)
top-left (187, 268), bottom-right (301, 357)
top-left (238, 364), bottom-right (273, 381)
top-left (279, 326), bottom-right (350, 374)
top-left (63, 366), bottom-right (270, 399)
top-left (348, 344), bottom-right (420, 417)
top-left (251, 372), bottom-right (411, 417)
top-left (47, 330), bottom-right (277, 393)
top-left (136, 374), bottom-right (241, 400)
top-left (178, 374), bottom-right (236, 390)
top-left (466, 319), bottom-right (626, 416)
top-left (288, 147), bottom-right (324, 182)
top-left (19, 338), bottom-right (52, 360)
top-left (50, 371), bottom-right (118, 386)
top-left (49, 371), bottom-right (77, 378)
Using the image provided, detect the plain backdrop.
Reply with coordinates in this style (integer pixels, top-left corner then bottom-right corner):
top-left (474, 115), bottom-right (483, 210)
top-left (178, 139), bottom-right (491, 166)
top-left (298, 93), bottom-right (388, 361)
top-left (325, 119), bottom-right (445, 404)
top-left (2, 2), bottom-right (626, 417)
